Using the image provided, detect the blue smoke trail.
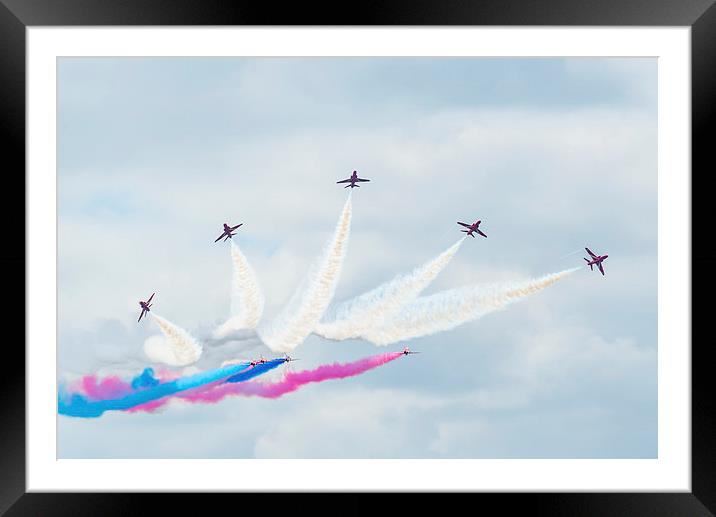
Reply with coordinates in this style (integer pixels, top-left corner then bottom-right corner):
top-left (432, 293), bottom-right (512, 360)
top-left (225, 358), bottom-right (284, 383)
top-left (130, 368), bottom-right (160, 389)
top-left (58, 359), bottom-right (284, 418)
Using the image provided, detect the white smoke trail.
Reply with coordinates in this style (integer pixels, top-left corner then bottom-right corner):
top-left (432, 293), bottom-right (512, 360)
top-left (144, 313), bottom-right (203, 366)
top-left (361, 268), bottom-right (579, 346)
top-left (314, 238), bottom-right (465, 340)
top-left (257, 194), bottom-right (353, 353)
top-left (558, 249), bottom-right (585, 260)
top-left (212, 240), bottom-right (265, 339)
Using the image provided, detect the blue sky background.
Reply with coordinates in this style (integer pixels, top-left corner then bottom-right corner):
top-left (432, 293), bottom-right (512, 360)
top-left (57, 57), bottom-right (656, 458)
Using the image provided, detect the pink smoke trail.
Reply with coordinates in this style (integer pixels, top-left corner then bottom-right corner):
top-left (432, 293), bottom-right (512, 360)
top-left (125, 373), bottom-right (239, 413)
top-left (71, 366), bottom-right (180, 401)
top-left (125, 398), bottom-right (165, 413)
top-left (78, 375), bottom-right (132, 400)
top-left (179, 351), bottom-right (404, 404)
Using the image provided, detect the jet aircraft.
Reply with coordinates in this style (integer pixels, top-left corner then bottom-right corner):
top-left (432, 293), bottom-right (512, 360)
top-left (336, 170), bottom-right (370, 188)
top-left (249, 356), bottom-right (268, 367)
top-left (584, 247), bottom-right (608, 276)
top-left (214, 222), bottom-right (243, 243)
top-left (137, 293), bottom-right (155, 322)
top-left (457, 220), bottom-right (487, 238)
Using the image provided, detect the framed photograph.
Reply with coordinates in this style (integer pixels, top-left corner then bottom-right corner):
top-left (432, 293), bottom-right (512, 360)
top-left (4, 0), bottom-right (713, 513)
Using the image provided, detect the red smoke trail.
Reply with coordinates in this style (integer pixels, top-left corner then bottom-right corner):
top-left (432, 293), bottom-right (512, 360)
top-left (70, 366), bottom-right (180, 401)
top-left (78, 375), bottom-right (132, 400)
top-left (178, 351), bottom-right (404, 404)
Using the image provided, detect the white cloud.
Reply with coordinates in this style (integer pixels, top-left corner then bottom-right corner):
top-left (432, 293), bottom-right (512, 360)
top-left (253, 386), bottom-right (444, 458)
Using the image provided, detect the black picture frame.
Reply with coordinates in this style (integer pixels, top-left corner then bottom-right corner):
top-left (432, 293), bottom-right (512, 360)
top-left (2, 0), bottom-right (713, 514)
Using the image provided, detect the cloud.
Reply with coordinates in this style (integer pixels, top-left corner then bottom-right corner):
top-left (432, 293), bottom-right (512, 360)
top-left (58, 103), bottom-right (654, 325)
top-left (253, 386), bottom-right (444, 458)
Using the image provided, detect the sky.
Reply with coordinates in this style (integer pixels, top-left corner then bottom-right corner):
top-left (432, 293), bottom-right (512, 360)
top-left (57, 57), bottom-right (657, 458)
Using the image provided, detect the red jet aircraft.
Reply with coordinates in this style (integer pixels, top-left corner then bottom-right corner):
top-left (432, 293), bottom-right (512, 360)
top-left (584, 247), bottom-right (608, 276)
top-left (138, 293), bottom-right (155, 322)
top-left (337, 170), bottom-right (370, 188)
top-left (457, 220), bottom-right (487, 238)
top-left (401, 346), bottom-right (419, 355)
top-left (249, 356), bottom-right (268, 367)
top-left (214, 222), bottom-right (243, 243)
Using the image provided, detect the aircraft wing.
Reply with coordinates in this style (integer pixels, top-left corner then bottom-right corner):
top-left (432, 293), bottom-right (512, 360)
top-left (336, 178), bottom-right (352, 183)
top-left (477, 229), bottom-right (488, 238)
top-left (214, 233), bottom-right (226, 242)
top-left (138, 309), bottom-right (145, 322)
top-left (585, 247), bottom-right (597, 258)
top-left (147, 293), bottom-right (155, 303)
top-left (457, 222), bottom-right (472, 228)
top-left (598, 262), bottom-right (605, 275)
top-left (230, 224), bottom-right (243, 230)
top-left (356, 178), bottom-right (370, 182)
